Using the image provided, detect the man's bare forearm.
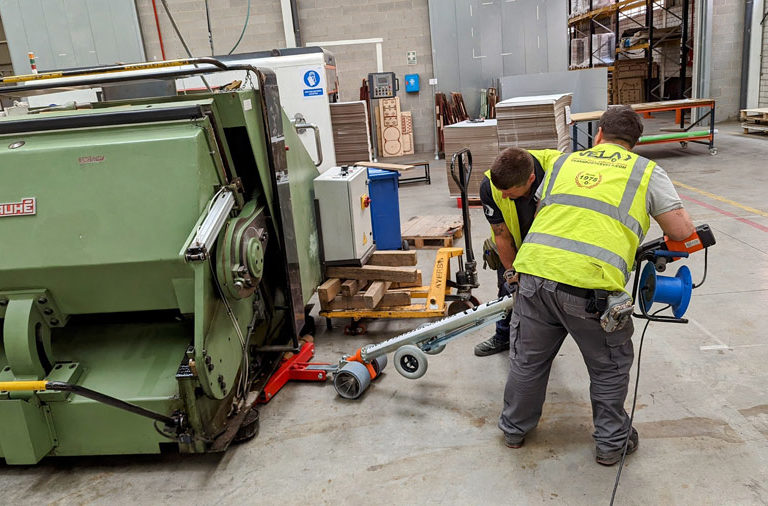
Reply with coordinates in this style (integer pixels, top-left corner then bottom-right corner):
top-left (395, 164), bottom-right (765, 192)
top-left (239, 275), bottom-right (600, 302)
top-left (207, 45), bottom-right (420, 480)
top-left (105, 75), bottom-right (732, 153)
top-left (491, 222), bottom-right (517, 270)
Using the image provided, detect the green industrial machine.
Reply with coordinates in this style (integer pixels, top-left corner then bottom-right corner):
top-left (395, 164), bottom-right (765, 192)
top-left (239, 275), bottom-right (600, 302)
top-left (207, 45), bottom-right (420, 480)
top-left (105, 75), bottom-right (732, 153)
top-left (0, 59), bottom-right (322, 464)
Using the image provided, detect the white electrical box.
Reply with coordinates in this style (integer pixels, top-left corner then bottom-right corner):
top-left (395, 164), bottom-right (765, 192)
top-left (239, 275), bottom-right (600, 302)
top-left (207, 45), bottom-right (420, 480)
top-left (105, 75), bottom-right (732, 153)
top-left (314, 165), bottom-right (375, 265)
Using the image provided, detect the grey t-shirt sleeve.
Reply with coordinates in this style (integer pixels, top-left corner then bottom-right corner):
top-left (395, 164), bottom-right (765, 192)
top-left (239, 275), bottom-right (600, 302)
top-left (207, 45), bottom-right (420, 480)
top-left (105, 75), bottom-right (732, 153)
top-left (647, 165), bottom-right (683, 217)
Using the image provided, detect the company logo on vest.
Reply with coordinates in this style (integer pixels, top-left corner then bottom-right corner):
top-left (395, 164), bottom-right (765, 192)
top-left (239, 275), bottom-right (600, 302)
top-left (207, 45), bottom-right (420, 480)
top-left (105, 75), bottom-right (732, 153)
top-left (574, 172), bottom-right (603, 189)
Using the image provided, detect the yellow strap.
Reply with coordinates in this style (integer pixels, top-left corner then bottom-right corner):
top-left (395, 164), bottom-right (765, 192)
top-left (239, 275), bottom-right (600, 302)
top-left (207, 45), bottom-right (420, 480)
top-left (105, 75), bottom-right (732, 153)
top-left (0, 381), bottom-right (48, 392)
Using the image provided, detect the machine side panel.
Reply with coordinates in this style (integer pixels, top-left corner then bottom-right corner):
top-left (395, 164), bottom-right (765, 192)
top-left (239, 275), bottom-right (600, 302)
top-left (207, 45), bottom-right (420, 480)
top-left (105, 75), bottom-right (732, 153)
top-left (0, 121), bottom-right (220, 315)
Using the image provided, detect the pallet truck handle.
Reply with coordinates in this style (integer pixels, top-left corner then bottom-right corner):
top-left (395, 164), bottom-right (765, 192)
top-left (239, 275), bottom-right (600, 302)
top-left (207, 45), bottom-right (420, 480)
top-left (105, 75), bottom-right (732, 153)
top-left (450, 148), bottom-right (475, 264)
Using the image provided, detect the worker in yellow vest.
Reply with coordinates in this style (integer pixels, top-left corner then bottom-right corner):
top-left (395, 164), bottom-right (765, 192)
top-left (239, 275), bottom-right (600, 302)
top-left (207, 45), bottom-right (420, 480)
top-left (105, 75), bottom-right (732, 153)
top-left (474, 147), bottom-right (561, 356)
top-left (498, 106), bottom-right (695, 466)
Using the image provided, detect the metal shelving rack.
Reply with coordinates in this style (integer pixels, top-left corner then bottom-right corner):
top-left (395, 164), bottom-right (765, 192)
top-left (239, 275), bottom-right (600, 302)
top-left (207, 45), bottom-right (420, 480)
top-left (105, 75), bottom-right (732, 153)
top-left (567, 0), bottom-right (693, 104)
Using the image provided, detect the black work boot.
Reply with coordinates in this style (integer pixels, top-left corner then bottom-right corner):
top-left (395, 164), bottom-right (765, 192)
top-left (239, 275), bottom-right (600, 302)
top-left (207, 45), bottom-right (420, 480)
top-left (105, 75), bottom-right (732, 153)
top-left (596, 428), bottom-right (639, 466)
top-left (474, 335), bottom-right (509, 356)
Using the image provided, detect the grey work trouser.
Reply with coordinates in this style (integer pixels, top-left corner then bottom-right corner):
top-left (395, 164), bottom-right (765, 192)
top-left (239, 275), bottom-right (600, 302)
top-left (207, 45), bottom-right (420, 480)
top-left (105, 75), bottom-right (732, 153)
top-left (498, 273), bottom-right (635, 451)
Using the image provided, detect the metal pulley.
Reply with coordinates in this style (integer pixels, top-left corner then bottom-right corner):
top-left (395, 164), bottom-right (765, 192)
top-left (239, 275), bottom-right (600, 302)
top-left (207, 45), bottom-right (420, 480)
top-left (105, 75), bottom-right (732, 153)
top-left (216, 204), bottom-right (268, 299)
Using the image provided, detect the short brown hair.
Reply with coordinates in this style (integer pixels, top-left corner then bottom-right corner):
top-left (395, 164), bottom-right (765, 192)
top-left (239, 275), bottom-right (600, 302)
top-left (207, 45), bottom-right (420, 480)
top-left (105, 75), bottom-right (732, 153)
top-left (599, 105), bottom-right (644, 147)
top-left (490, 148), bottom-right (533, 190)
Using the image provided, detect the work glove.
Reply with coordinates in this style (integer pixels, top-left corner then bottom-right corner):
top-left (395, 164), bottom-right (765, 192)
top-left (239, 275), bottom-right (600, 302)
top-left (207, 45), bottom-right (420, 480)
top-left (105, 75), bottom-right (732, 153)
top-left (600, 292), bottom-right (633, 333)
top-left (502, 268), bottom-right (518, 295)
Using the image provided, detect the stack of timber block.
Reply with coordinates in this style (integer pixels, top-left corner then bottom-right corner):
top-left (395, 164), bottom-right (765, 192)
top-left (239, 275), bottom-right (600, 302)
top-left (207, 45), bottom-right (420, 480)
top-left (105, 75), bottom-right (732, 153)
top-left (330, 101), bottom-right (372, 164)
top-left (496, 94), bottom-right (573, 153)
top-left (317, 251), bottom-right (422, 311)
top-left (443, 119), bottom-right (499, 198)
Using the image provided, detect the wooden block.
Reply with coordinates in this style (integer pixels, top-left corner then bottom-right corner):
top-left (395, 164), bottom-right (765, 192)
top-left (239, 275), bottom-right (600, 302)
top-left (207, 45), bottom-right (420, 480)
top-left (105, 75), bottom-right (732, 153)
top-left (379, 291), bottom-right (411, 307)
top-left (368, 251), bottom-right (417, 267)
top-left (322, 291), bottom-right (412, 310)
top-left (326, 265), bottom-right (418, 282)
top-left (341, 279), bottom-right (361, 297)
top-left (391, 270), bottom-right (422, 288)
top-left (363, 281), bottom-right (392, 309)
top-left (317, 278), bottom-right (341, 303)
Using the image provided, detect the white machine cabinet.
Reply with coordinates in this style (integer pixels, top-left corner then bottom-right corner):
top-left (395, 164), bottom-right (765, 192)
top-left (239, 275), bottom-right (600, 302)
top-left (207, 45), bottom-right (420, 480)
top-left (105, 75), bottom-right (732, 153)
top-left (313, 165), bottom-right (374, 265)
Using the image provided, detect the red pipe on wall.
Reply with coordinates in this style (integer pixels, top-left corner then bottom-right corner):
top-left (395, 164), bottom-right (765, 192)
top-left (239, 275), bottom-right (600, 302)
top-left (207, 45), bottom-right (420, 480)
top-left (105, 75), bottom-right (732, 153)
top-left (151, 0), bottom-right (167, 60)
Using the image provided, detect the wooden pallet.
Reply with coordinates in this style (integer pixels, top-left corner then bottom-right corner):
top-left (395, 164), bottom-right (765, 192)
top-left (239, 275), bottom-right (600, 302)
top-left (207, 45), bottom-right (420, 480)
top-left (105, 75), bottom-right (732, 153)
top-left (401, 215), bottom-right (463, 249)
top-left (740, 108), bottom-right (768, 122)
top-left (742, 122), bottom-right (768, 135)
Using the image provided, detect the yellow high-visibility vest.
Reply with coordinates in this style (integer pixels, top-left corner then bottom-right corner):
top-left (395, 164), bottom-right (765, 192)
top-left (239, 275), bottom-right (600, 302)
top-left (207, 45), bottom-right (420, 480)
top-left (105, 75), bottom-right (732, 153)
top-left (513, 144), bottom-right (655, 292)
top-left (485, 169), bottom-right (523, 249)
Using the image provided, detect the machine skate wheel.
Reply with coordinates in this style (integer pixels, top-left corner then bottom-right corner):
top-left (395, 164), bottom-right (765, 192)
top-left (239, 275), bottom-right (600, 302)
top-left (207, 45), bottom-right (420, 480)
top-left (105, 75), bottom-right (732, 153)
top-left (424, 343), bottom-right (445, 355)
top-left (371, 355), bottom-right (388, 375)
top-left (680, 141), bottom-right (688, 149)
top-left (394, 345), bottom-right (428, 379)
top-left (233, 407), bottom-right (260, 443)
top-left (447, 300), bottom-right (474, 316)
top-left (709, 147), bottom-right (718, 155)
top-left (334, 361), bottom-right (372, 399)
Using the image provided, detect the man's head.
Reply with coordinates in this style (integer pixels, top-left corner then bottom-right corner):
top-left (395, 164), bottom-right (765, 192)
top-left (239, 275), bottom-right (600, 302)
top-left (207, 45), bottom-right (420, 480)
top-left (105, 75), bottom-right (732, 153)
top-left (490, 147), bottom-right (536, 199)
top-left (595, 105), bottom-right (644, 149)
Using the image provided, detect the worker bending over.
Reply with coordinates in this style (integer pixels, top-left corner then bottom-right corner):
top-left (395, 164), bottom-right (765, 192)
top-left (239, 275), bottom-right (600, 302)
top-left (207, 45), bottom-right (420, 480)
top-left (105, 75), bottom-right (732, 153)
top-left (474, 147), bottom-right (561, 356)
top-left (498, 106), bottom-right (695, 465)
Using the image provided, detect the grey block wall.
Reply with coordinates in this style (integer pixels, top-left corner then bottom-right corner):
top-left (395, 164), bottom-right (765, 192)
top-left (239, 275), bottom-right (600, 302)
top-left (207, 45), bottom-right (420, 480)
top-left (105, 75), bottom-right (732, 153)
top-left (133, 0), bottom-right (744, 129)
top-left (297, 0), bottom-right (434, 153)
top-left (709, 0), bottom-right (744, 119)
top-left (136, 0), bottom-right (286, 63)
top-left (136, 0), bottom-right (435, 154)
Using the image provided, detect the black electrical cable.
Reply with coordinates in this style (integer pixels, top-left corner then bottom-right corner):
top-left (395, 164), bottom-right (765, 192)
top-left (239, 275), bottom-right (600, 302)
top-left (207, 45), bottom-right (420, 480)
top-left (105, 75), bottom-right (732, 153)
top-left (692, 248), bottom-right (708, 289)
top-left (228, 0), bottom-right (252, 55)
top-left (609, 305), bottom-right (670, 505)
top-left (204, 0), bottom-right (215, 56)
top-left (158, 0), bottom-right (213, 92)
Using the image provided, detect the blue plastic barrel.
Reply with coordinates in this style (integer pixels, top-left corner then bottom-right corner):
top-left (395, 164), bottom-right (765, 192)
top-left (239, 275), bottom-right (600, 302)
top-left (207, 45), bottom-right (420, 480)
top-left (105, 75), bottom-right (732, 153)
top-left (367, 168), bottom-right (402, 250)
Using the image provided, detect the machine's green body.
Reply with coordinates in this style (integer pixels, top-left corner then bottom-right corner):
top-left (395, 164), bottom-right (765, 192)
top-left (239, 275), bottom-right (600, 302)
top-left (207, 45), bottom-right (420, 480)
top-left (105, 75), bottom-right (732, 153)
top-left (0, 85), bottom-right (322, 464)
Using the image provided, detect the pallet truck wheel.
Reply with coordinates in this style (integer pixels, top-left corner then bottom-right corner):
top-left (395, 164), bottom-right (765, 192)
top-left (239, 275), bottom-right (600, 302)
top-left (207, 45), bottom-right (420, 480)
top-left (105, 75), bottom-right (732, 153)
top-left (469, 296), bottom-right (481, 307)
top-left (326, 318), bottom-right (333, 331)
top-left (371, 355), bottom-right (388, 375)
top-left (447, 300), bottom-right (474, 316)
top-left (394, 345), bottom-right (428, 379)
top-left (334, 361), bottom-right (372, 399)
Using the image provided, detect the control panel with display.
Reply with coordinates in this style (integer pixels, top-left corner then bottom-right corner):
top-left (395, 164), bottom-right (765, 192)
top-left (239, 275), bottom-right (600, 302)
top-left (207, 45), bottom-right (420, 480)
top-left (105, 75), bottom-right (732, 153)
top-left (367, 72), bottom-right (398, 99)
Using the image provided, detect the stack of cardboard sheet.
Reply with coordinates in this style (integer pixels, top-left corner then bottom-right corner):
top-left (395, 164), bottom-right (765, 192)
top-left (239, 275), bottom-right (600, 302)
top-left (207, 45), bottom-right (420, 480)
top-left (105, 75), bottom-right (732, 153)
top-left (496, 94), bottom-right (573, 153)
top-left (443, 119), bottom-right (499, 198)
top-left (330, 101), bottom-right (372, 164)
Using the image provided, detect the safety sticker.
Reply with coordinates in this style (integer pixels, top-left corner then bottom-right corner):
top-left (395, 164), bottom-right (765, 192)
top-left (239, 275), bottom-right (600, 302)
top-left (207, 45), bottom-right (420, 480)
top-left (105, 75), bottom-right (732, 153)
top-left (302, 68), bottom-right (324, 98)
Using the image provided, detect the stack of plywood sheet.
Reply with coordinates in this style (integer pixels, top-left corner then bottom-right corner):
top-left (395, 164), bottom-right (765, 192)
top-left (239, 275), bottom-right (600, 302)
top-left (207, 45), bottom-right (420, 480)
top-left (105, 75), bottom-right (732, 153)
top-left (330, 101), bottom-right (372, 165)
top-left (496, 94), bottom-right (573, 153)
top-left (401, 111), bottom-right (414, 155)
top-left (443, 119), bottom-right (499, 198)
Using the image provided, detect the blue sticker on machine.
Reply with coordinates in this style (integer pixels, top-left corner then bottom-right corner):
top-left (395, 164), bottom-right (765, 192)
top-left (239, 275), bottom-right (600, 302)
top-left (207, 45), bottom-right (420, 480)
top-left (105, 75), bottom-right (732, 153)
top-left (302, 69), bottom-right (323, 98)
top-left (303, 70), bottom-right (320, 87)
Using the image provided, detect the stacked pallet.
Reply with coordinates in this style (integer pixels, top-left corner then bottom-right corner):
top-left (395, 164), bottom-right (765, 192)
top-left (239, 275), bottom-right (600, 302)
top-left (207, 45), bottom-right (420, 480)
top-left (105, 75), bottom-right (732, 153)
top-left (318, 251), bottom-right (422, 310)
top-left (401, 215), bottom-right (463, 249)
top-left (496, 94), bottom-right (573, 152)
top-left (740, 108), bottom-right (768, 135)
top-left (330, 101), bottom-right (372, 164)
top-left (443, 119), bottom-right (499, 197)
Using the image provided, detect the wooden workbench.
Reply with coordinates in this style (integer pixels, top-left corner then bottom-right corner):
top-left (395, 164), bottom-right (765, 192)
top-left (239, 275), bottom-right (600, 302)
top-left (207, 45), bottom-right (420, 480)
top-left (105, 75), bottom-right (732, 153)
top-left (570, 99), bottom-right (717, 154)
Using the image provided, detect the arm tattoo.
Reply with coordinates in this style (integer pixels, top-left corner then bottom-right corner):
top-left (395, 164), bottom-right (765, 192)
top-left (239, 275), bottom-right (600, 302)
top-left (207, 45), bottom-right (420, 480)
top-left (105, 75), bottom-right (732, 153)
top-left (491, 222), bottom-right (508, 235)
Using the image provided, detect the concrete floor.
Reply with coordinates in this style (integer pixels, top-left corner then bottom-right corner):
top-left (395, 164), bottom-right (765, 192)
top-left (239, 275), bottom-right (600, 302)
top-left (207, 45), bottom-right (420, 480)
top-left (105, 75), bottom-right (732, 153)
top-left (3, 119), bottom-right (768, 505)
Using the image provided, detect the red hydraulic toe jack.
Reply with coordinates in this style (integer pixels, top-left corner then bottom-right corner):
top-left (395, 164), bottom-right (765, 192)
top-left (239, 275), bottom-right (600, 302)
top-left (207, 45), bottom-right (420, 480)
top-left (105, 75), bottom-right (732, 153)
top-left (257, 342), bottom-right (336, 403)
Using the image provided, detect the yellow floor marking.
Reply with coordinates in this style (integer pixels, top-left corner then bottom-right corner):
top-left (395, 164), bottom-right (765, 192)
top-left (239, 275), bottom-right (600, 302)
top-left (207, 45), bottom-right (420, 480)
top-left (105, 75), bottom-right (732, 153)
top-left (672, 180), bottom-right (768, 218)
